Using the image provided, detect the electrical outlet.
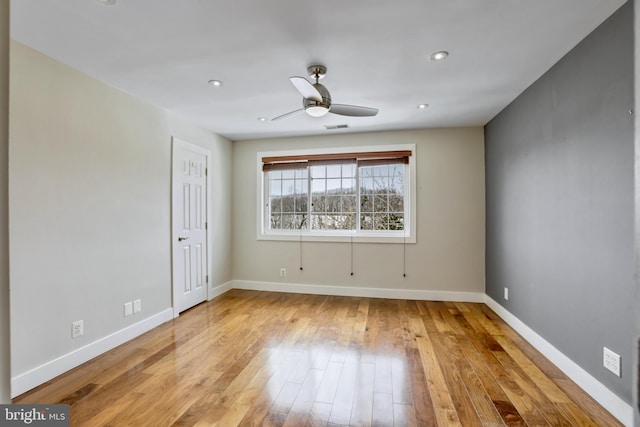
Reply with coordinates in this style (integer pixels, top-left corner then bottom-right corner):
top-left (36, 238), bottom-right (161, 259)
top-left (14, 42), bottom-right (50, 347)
top-left (124, 302), bottom-right (133, 317)
top-left (133, 299), bottom-right (142, 314)
top-left (280, 268), bottom-right (287, 277)
top-left (603, 347), bottom-right (621, 377)
top-left (72, 320), bottom-right (83, 338)
top-left (504, 287), bottom-right (509, 300)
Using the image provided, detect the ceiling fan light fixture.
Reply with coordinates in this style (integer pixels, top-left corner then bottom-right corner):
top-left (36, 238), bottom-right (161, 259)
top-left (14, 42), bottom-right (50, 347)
top-left (430, 51), bottom-right (449, 61)
top-left (305, 106), bottom-right (329, 117)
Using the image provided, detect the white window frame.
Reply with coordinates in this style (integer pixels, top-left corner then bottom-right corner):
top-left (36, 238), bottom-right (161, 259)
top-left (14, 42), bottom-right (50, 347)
top-left (257, 144), bottom-right (416, 243)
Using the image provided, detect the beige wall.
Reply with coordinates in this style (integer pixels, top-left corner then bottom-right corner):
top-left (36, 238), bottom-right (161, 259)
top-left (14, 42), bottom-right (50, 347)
top-left (0, 0), bottom-right (10, 404)
top-left (233, 128), bottom-right (485, 293)
top-left (9, 41), bottom-right (232, 378)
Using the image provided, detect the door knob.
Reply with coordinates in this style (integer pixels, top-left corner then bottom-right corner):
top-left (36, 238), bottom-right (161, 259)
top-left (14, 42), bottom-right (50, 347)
top-left (178, 236), bottom-right (189, 241)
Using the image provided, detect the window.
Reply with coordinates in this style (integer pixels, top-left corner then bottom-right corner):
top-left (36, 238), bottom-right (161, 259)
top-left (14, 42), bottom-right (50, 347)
top-left (258, 145), bottom-right (416, 243)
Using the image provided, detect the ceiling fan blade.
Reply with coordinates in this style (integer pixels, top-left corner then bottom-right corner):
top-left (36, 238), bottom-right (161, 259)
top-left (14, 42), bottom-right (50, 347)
top-left (329, 104), bottom-right (379, 117)
top-left (290, 76), bottom-right (322, 102)
top-left (271, 108), bottom-right (304, 121)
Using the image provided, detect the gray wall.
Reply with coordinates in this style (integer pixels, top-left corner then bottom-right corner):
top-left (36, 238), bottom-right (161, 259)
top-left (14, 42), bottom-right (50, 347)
top-left (485, 1), bottom-right (634, 404)
top-left (0, 0), bottom-right (10, 404)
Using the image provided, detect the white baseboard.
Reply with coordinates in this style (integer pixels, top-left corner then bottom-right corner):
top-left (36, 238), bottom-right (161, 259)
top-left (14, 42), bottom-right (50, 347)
top-left (11, 308), bottom-right (173, 398)
top-left (485, 297), bottom-right (633, 427)
top-left (232, 280), bottom-right (485, 302)
top-left (208, 280), bottom-right (233, 300)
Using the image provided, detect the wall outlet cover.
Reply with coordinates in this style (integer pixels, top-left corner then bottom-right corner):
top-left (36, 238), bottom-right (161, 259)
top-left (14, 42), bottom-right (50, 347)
top-left (603, 346), bottom-right (621, 377)
top-left (124, 302), bottom-right (133, 317)
top-left (72, 320), bottom-right (83, 339)
top-left (133, 299), bottom-right (141, 314)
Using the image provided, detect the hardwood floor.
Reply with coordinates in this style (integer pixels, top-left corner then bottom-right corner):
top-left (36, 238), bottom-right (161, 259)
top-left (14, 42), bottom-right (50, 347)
top-left (15, 290), bottom-right (621, 426)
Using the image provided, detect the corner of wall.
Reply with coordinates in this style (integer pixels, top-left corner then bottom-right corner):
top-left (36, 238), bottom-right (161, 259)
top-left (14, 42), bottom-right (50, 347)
top-left (0, 0), bottom-right (10, 405)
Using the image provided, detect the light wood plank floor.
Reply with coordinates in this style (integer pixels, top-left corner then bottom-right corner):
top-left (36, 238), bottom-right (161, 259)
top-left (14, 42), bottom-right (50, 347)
top-left (15, 290), bottom-right (622, 426)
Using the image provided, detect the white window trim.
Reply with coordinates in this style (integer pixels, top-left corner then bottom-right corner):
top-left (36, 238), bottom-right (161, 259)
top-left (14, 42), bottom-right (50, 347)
top-left (256, 144), bottom-right (416, 244)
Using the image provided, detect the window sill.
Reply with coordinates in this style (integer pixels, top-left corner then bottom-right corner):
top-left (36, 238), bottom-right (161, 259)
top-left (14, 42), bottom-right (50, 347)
top-left (257, 232), bottom-right (416, 244)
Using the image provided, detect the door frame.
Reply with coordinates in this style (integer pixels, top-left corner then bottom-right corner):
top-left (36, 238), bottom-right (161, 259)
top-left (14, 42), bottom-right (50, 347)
top-left (171, 137), bottom-right (213, 318)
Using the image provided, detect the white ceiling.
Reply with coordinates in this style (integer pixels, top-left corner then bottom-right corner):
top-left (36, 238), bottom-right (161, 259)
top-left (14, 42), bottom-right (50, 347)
top-left (10, 0), bottom-right (626, 141)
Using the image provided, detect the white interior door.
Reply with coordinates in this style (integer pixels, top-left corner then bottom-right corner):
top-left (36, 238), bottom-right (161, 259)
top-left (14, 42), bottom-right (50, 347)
top-left (172, 138), bottom-right (210, 315)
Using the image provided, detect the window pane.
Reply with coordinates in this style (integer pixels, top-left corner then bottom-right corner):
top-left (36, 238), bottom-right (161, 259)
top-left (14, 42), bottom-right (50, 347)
top-left (360, 167), bottom-right (373, 178)
top-left (269, 170), bottom-right (282, 180)
top-left (389, 213), bottom-right (404, 230)
top-left (360, 214), bottom-right (373, 230)
top-left (311, 214), bottom-right (325, 229)
top-left (389, 195), bottom-right (404, 212)
top-left (326, 214), bottom-right (355, 230)
top-left (342, 163), bottom-right (356, 177)
top-left (282, 196), bottom-right (294, 212)
top-left (269, 180), bottom-right (281, 197)
top-left (374, 176), bottom-right (389, 192)
top-left (295, 169), bottom-right (308, 179)
top-left (390, 178), bottom-right (404, 194)
top-left (281, 169), bottom-right (295, 179)
top-left (295, 180), bottom-right (306, 195)
top-left (295, 196), bottom-right (308, 213)
top-left (326, 164), bottom-right (341, 178)
top-left (270, 197), bottom-right (282, 213)
top-left (374, 165), bottom-right (389, 177)
top-left (312, 179), bottom-right (325, 193)
top-left (361, 177), bottom-right (374, 194)
top-left (311, 165), bottom-right (325, 179)
top-left (326, 196), bottom-right (340, 213)
top-left (282, 179), bottom-right (295, 195)
top-left (342, 195), bottom-right (356, 212)
top-left (374, 213), bottom-right (389, 230)
top-left (295, 214), bottom-right (308, 229)
top-left (281, 214), bottom-right (295, 229)
top-left (326, 178), bottom-right (341, 192)
top-left (270, 214), bottom-right (282, 228)
top-left (312, 195), bottom-right (325, 212)
top-left (374, 195), bottom-right (388, 212)
top-left (342, 178), bottom-right (355, 193)
top-left (360, 195), bottom-right (373, 212)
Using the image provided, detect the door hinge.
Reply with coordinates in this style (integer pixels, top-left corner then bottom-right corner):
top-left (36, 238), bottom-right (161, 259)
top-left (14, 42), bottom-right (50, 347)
top-left (206, 275), bottom-right (209, 283)
top-left (205, 168), bottom-right (208, 176)
top-left (205, 222), bottom-right (208, 230)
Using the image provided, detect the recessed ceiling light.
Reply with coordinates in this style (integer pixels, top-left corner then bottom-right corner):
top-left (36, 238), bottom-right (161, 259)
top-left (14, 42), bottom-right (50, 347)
top-left (417, 104), bottom-right (429, 109)
top-left (208, 79), bottom-right (223, 87)
top-left (97, 0), bottom-right (117, 5)
top-left (257, 117), bottom-right (267, 122)
top-left (429, 51), bottom-right (449, 61)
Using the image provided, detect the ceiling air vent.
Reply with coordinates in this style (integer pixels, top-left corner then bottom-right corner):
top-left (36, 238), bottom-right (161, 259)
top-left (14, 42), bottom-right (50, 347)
top-left (324, 124), bottom-right (349, 130)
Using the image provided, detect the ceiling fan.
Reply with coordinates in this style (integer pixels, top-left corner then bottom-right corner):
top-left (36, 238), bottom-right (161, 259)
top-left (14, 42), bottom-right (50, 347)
top-left (272, 65), bottom-right (379, 121)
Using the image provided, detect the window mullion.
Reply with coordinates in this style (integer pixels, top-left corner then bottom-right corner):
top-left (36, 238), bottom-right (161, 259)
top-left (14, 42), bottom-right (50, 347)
top-left (356, 165), bottom-right (361, 232)
top-left (306, 166), bottom-right (311, 232)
